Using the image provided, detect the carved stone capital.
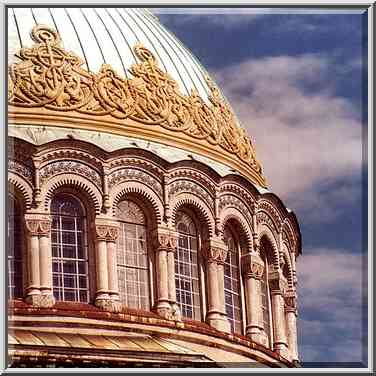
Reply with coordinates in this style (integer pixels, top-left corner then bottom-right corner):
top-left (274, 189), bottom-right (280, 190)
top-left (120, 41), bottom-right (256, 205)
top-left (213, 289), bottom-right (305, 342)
top-left (203, 239), bottom-right (227, 264)
top-left (241, 253), bottom-right (264, 280)
top-left (284, 290), bottom-right (298, 313)
top-left (152, 227), bottom-right (178, 252)
top-left (268, 270), bottom-right (288, 295)
top-left (95, 298), bottom-right (122, 313)
top-left (24, 214), bottom-right (52, 236)
top-left (94, 219), bottom-right (119, 242)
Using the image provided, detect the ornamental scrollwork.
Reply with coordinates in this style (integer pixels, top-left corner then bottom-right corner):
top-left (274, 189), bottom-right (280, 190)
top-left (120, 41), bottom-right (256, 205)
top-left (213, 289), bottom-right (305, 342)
top-left (8, 25), bottom-right (265, 184)
top-left (8, 160), bottom-right (33, 184)
top-left (108, 168), bottom-right (163, 198)
top-left (39, 161), bottom-right (102, 188)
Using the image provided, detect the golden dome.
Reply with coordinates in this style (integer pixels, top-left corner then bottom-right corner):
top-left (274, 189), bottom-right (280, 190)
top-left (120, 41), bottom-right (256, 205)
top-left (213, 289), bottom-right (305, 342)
top-left (8, 9), bottom-right (266, 187)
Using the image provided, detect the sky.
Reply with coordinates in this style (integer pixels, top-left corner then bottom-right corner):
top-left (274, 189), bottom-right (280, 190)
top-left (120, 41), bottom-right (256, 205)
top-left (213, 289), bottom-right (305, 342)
top-left (156, 8), bottom-right (368, 366)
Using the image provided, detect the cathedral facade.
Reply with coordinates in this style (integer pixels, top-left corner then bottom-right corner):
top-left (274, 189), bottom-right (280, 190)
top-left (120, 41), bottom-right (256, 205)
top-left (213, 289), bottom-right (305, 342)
top-left (7, 8), bottom-right (301, 368)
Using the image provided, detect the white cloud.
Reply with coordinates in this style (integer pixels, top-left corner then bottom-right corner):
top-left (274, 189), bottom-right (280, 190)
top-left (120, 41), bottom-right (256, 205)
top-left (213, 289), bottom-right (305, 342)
top-left (213, 54), bottom-right (363, 222)
top-left (297, 248), bottom-right (366, 363)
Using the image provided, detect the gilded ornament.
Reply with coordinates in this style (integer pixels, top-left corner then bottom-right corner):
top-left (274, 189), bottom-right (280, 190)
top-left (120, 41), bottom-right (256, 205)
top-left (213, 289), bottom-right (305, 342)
top-left (8, 25), bottom-right (266, 185)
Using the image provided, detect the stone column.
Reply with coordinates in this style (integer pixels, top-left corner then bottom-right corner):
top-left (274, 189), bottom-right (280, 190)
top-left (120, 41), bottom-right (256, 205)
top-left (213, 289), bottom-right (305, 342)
top-left (203, 239), bottom-right (231, 333)
top-left (153, 227), bottom-right (180, 320)
top-left (241, 252), bottom-right (264, 343)
top-left (269, 272), bottom-right (289, 359)
top-left (106, 229), bottom-right (119, 303)
top-left (94, 220), bottom-right (121, 312)
top-left (24, 214), bottom-right (55, 307)
top-left (285, 290), bottom-right (299, 362)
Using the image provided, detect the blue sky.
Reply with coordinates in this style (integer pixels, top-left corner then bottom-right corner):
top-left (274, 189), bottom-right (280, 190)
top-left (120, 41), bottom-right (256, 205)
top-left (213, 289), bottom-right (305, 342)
top-left (156, 8), bottom-right (367, 366)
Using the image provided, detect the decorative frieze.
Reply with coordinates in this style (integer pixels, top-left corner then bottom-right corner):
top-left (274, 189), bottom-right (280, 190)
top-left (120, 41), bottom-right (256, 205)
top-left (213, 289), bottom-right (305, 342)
top-left (95, 224), bottom-right (119, 242)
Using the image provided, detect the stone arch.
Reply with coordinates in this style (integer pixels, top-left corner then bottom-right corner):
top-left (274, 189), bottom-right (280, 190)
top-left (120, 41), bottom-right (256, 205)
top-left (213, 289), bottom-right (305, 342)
top-left (220, 207), bottom-right (253, 251)
top-left (258, 225), bottom-right (279, 269)
top-left (42, 173), bottom-right (102, 214)
top-left (110, 181), bottom-right (163, 225)
top-left (170, 193), bottom-right (215, 237)
top-left (8, 173), bottom-right (33, 210)
top-left (280, 243), bottom-right (294, 288)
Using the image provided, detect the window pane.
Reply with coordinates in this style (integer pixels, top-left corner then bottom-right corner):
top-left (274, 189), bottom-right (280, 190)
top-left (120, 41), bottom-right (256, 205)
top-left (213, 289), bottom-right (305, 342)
top-left (224, 227), bottom-right (242, 334)
top-left (117, 200), bottom-right (149, 310)
top-left (8, 196), bottom-right (23, 298)
top-left (51, 194), bottom-right (89, 303)
top-left (175, 211), bottom-right (200, 320)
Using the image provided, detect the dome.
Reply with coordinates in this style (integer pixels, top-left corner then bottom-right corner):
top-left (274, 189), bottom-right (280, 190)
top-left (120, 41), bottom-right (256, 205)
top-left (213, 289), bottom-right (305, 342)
top-left (8, 7), bottom-right (266, 187)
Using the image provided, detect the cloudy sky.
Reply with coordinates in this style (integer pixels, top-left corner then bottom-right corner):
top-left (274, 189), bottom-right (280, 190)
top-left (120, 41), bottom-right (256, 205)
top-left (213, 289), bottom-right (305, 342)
top-left (156, 8), bottom-right (367, 366)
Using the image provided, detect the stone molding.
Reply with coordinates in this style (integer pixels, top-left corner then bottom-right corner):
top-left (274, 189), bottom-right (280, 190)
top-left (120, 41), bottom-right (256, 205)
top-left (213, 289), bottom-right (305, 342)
top-left (284, 290), bottom-right (298, 314)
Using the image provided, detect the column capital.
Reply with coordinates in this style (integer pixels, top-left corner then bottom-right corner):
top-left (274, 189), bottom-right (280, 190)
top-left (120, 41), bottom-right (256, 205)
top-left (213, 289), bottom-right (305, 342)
top-left (268, 270), bottom-right (288, 295)
top-left (152, 226), bottom-right (178, 252)
top-left (284, 290), bottom-right (298, 314)
top-left (203, 239), bottom-right (227, 264)
top-left (241, 253), bottom-right (264, 280)
top-left (24, 214), bottom-right (52, 236)
top-left (94, 219), bottom-right (119, 242)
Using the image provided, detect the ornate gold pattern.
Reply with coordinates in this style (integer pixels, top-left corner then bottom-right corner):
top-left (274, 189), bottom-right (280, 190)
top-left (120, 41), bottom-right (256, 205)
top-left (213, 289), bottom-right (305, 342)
top-left (8, 25), bottom-right (265, 185)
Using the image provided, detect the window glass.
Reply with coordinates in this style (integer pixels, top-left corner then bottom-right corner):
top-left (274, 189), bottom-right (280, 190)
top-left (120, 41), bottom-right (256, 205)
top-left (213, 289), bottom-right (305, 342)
top-left (175, 211), bottom-right (200, 320)
top-left (224, 227), bottom-right (242, 334)
top-left (51, 194), bottom-right (89, 303)
top-left (8, 196), bottom-right (23, 298)
top-left (117, 200), bottom-right (149, 310)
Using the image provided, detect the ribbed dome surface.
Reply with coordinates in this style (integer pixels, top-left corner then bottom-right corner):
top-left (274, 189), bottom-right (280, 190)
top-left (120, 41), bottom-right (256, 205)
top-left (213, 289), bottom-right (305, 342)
top-left (8, 8), bottom-right (213, 102)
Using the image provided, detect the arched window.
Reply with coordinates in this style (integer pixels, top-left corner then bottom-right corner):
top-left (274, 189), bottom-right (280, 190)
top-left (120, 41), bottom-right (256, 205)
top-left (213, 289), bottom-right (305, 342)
top-left (260, 238), bottom-right (273, 348)
top-left (116, 200), bottom-right (149, 310)
top-left (8, 196), bottom-right (23, 298)
top-left (51, 194), bottom-right (89, 302)
top-left (175, 211), bottom-right (200, 320)
top-left (224, 227), bottom-right (242, 334)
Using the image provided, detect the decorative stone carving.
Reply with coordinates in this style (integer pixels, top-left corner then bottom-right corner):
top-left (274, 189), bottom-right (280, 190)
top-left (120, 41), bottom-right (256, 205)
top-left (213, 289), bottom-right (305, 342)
top-left (40, 161), bottom-right (102, 188)
top-left (218, 194), bottom-right (253, 231)
top-left (95, 224), bottom-right (119, 242)
top-left (257, 201), bottom-right (282, 231)
top-left (203, 239), bottom-right (227, 264)
top-left (8, 160), bottom-right (33, 183)
top-left (257, 211), bottom-right (278, 234)
top-left (24, 215), bottom-right (52, 236)
top-left (241, 253), bottom-right (264, 280)
top-left (8, 25), bottom-right (265, 186)
top-left (108, 168), bottom-right (163, 198)
top-left (169, 180), bottom-right (213, 210)
top-left (284, 290), bottom-right (298, 314)
top-left (153, 227), bottom-right (178, 251)
top-left (95, 298), bottom-right (122, 313)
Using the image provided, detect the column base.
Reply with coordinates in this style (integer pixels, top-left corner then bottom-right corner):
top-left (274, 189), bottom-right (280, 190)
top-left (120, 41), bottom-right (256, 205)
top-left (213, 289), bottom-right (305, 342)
top-left (25, 293), bottom-right (55, 308)
top-left (206, 312), bottom-right (231, 333)
top-left (274, 343), bottom-right (290, 360)
top-left (95, 298), bottom-right (122, 313)
top-left (246, 326), bottom-right (264, 344)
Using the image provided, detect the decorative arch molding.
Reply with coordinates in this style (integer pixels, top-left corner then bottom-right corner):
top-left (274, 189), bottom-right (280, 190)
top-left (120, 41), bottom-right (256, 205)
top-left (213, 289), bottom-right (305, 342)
top-left (39, 160), bottom-right (102, 190)
top-left (220, 207), bottom-right (253, 250)
top-left (110, 181), bottom-right (163, 224)
top-left (257, 200), bottom-right (283, 231)
top-left (258, 224), bottom-right (280, 269)
top-left (218, 193), bottom-right (254, 229)
top-left (41, 173), bottom-right (103, 214)
top-left (170, 193), bottom-right (215, 236)
top-left (280, 243), bottom-right (294, 289)
top-left (282, 219), bottom-right (299, 257)
top-left (168, 178), bottom-right (214, 211)
top-left (108, 167), bottom-right (163, 201)
top-left (8, 173), bottom-right (33, 210)
top-left (219, 182), bottom-right (257, 212)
